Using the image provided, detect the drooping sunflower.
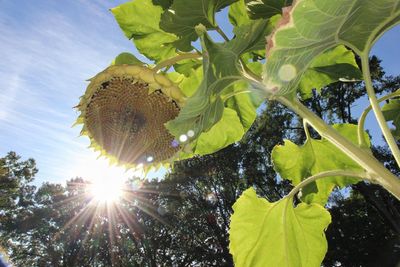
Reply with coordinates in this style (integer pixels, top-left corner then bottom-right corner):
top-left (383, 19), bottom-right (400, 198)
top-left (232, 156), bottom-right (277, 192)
top-left (75, 64), bottom-right (186, 168)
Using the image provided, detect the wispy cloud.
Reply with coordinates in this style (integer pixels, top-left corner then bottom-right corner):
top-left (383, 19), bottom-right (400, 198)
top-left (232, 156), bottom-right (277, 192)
top-left (0, 0), bottom-right (137, 184)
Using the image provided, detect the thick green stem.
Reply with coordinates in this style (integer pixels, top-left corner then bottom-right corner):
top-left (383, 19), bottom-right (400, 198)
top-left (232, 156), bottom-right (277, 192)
top-left (278, 96), bottom-right (400, 200)
top-left (358, 89), bottom-right (400, 147)
top-left (287, 170), bottom-right (369, 199)
top-left (361, 55), bottom-right (400, 167)
top-left (153, 53), bottom-right (201, 72)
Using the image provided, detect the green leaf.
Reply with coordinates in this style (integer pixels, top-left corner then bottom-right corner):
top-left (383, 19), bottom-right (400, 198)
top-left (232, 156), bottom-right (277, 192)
top-left (165, 69), bottom-right (202, 97)
top-left (173, 59), bottom-right (202, 77)
top-left (195, 108), bottom-right (244, 154)
top-left (229, 188), bottom-right (331, 267)
top-left (160, 0), bottom-right (239, 51)
top-left (245, 0), bottom-right (292, 20)
top-left (224, 81), bottom-right (262, 131)
top-left (229, 1), bottom-right (281, 60)
top-left (113, 52), bottom-right (144, 66)
top-left (228, 19), bottom-right (273, 55)
top-left (299, 45), bottom-right (362, 99)
top-left (166, 20), bottom-right (271, 154)
top-left (111, 0), bottom-right (178, 62)
top-left (272, 124), bottom-right (370, 204)
top-left (382, 98), bottom-right (400, 140)
top-left (264, 0), bottom-right (400, 96)
top-left (152, 0), bottom-right (172, 9)
top-left (179, 67), bottom-right (203, 97)
top-left (229, 0), bottom-right (251, 26)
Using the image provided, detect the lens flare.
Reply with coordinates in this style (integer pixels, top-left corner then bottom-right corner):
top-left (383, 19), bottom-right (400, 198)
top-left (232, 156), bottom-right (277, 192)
top-left (89, 177), bottom-right (125, 203)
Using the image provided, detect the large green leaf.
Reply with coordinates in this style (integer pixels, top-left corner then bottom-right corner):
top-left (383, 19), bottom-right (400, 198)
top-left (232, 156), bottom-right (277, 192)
top-left (229, 0), bottom-right (281, 60)
top-left (111, 0), bottom-right (178, 62)
top-left (229, 0), bottom-right (251, 26)
top-left (272, 124), bottom-right (370, 204)
top-left (195, 108), bottom-right (244, 154)
top-left (166, 31), bottom-right (236, 143)
top-left (299, 45), bottom-right (362, 99)
top-left (160, 0), bottom-right (239, 51)
top-left (173, 59), bottom-right (202, 77)
top-left (263, 0), bottom-right (400, 96)
top-left (166, 20), bottom-right (272, 154)
top-left (382, 98), bottom-right (400, 140)
top-left (246, 0), bottom-right (292, 20)
top-left (229, 188), bottom-right (331, 267)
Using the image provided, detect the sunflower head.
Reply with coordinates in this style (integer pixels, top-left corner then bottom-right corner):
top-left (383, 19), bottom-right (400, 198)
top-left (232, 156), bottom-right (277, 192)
top-left (76, 64), bottom-right (186, 168)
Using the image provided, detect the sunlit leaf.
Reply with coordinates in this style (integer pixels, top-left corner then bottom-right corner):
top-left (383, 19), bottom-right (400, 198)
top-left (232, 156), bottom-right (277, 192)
top-left (160, 0), bottom-right (239, 51)
top-left (272, 124), bottom-right (370, 204)
top-left (173, 59), bottom-right (202, 77)
top-left (164, 67), bottom-right (204, 98)
top-left (264, 0), bottom-right (400, 96)
top-left (224, 81), bottom-right (262, 131)
top-left (228, 19), bottom-right (273, 55)
top-left (299, 45), bottom-right (362, 99)
top-left (382, 98), bottom-right (400, 140)
top-left (113, 52), bottom-right (144, 66)
top-left (246, 0), bottom-right (292, 20)
top-left (178, 67), bottom-right (203, 97)
top-left (195, 108), bottom-right (244, 154)
top-left (229, 188), bottom-right (331, 267)
top-left (111, 0), bottom-right (178, 62)
top-left (166, 20), bottom-right (272, 154)
top-left (229, 0), bottom-right (251, 26)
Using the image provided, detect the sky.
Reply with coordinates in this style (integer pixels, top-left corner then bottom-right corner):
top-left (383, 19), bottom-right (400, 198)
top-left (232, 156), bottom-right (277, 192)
top-left (0, 1), bottom-right (399, 186)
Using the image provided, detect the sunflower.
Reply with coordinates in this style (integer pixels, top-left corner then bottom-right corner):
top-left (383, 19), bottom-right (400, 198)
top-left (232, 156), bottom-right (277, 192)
top-left (75, 64), bottom-right (186, 168)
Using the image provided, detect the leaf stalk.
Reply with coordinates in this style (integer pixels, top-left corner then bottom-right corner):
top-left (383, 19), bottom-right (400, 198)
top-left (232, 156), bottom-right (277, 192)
top-left (153, 53), bottom-right (202, 72)
top-left (360, 55), bottom-right (400, 167)
top-left (358, 89), bottom-right (400, 147)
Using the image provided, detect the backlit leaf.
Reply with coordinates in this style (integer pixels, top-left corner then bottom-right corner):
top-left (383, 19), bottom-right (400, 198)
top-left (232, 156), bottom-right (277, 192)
top-left (229, 0), bottom-right (251, 26)
top-left (195, 108), bottom-right (244, 155)
top-left (229, 188), bottom-right (331, 267)
top-left (111, 0), bottom-right (178, 62)
top-left (224, 81), bottom-right (262, 131)
top-left (299, 45), bottom-right (362, 99)
top-left (166, 19), bottom-right (273, 154)
top-left (264, 0), bottom-right (400, 96)
top-left (160, 0), bottom-right (239, 51)
top-left (173, 59), bottom-right (202, 77)
top-left (178, 67), bottom-right (203, 97)
top-left (246, 0), bottom-right (292, 20)
top-left (272, 124), bottom-right (370, 204)
top-left (113, 52), bottom-right (144, 66)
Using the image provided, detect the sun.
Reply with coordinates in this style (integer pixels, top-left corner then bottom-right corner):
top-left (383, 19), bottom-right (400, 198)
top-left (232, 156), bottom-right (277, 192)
top-left (89, 177), bottom-right (125, 203)
top-left (67, 154), bottom-right (144, 203)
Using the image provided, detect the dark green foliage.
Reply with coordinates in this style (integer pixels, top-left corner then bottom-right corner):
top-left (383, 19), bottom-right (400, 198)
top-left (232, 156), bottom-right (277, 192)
top-left (324, 189), bottom-right (400, 267)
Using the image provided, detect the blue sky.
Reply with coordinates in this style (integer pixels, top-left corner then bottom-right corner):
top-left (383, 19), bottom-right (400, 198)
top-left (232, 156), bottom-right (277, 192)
top-left (0, 1), bottom-right (399, 185)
